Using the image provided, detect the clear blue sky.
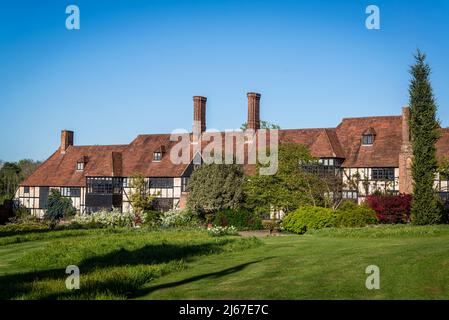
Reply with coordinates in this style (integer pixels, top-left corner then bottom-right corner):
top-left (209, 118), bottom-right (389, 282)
top-left (1, 0), bottom-right (448, 162)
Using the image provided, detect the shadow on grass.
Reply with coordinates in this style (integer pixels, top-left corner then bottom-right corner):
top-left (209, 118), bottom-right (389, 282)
top-left (0, 240), bottom-right (247, 299)
top-left (130, 257), bottom-right (274, 299)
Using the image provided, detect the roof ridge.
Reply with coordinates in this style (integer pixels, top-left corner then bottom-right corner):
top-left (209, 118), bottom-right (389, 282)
top-left (71, 144), bottom-right (128, 148)
top-left (279, 127), bottom-right (336, 131)
top-left (341, 115), bottom-right (401, 121)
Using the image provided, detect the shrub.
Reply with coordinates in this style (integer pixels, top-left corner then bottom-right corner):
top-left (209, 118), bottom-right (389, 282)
top-left (187, 163), bottom-right (245, 213)
top-left (335, 201), bottom-right (377, 227)
top-left (213, 209), bottom-right (262, 230)
top-left (141, 210), bottom-right (161, 227)
top-left (44, 189), bottom-right (76, 226)
top-left (159, 209), bottom-right (201, 228)
top-left (207, 226), bottom-right (238, 237)
top-left (366, 193), bottom-right (412, 223)
top-left (73, 209), bottom-right (135, 228)
top-left (0, 222), bottom-right (49, 237)
top-left (282, 206), bottom-right (335, 234)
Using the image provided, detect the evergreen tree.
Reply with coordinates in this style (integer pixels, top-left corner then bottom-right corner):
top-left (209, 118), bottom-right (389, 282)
top-left (409, 50), bottom-right (441, 224)
top-left (187, 163), bottom-right (245, 214)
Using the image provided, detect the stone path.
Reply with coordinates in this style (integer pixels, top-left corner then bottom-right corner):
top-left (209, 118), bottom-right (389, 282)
top-left (238, 230), bottom-right (287, 237)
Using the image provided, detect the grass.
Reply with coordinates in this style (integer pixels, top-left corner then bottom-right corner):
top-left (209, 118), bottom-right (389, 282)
top-left (2, 224), bottom-right (449, 299)
top-left (134, 225), bottom-right (449, 300)
top-left (0, 228), bottom-right (261, 299)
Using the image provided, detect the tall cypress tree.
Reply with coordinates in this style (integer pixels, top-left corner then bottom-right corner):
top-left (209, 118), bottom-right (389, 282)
top-left (409, 50), bottom-right (441, 224)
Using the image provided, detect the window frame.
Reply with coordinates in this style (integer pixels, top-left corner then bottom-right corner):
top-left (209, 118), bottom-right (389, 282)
top-left (342, 190), bottom-right (358, 199)
top-left (86, 177), bottom-right (123, 195)
top-left (362, 134), bottom-right (374, 145)
top-left (371, 168), bottom-right (395, 181)
top-left (76, 161), bottom-right (84, 171)
top-left (153, 151), bottom-right (162, 161)
top-left (149, 177), bottom-right (174, 188)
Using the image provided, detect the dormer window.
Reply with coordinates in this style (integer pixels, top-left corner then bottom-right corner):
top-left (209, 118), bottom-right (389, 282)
top-left (153, 145), bottom-right (166, 161)
top-left (153, 151), bottom-right (162, 161)
top-left (76, 156), bottom-right (88, 171)
top-left (361, 127), bottom-right (376, 146)
top-left (362, 134), bottom-right (374, 145)
top-left (76, 161), bottom-right (84, 171)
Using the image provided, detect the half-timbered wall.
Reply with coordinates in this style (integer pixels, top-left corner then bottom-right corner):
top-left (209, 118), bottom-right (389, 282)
top-left (14, 186), bottom-right (85, 217)
top-left (16, 170), bottom-right (449, 216)
top-left (122, 177), bottom-right (182, 213)
top-left (342, 167), bottom-right (400, 203)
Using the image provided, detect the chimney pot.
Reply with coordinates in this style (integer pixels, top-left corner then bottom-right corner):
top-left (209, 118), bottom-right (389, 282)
top-left (247, 92), bottom-right (261, 131)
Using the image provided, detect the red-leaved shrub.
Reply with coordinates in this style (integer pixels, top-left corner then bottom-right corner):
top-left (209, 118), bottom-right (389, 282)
top-left (365, 193), bottom-right (412, 224)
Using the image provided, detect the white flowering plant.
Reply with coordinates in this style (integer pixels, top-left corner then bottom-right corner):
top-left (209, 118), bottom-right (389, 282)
top-left (207, 225), bottom-right (238, 237)
top-left (73, 209), bottom-right (136, 228)
top-left (159, 209), bottom-right (201, 228)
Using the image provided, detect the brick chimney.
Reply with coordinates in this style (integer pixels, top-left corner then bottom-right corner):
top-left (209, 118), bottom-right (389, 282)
top-left (112, 152), bottom-right (122, 177)
top-left (247, 92), bottom-right (261, 131)
top-left (399, 106), bottom-right (413, 194)
top-left (193, 96), bottom-right (207, 138)
top-left (60, 130), bottom-right (74, 154)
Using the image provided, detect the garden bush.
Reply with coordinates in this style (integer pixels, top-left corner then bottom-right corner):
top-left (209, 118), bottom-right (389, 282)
top-left (0, 222), bottom-right (49, 237)
top-left (335, 201), bottom-right (377, 227)
top-left (73, 209), bottom-right (136, 228)
top-left (213, 209), bottom-right (262, 230)
top-left (141, 210), bottom-right (161, 227)
top-left (282, 206), bottom-right (335, 234)
top-left (159, 209), bottom-right (201, 228)
top-left (44, 189), bottom-right (76, 226)
top-left (366, 193), bottom-right (412, 223)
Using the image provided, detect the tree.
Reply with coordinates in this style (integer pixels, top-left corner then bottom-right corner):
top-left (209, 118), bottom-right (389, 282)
top-left (240, 121), bottom-right (281, 130)
top-left (129, 173), bottom-right (156, 215)
top-left (0, 159), bottom-right (41, 204)
top-left (244, 143), bottom-right (330, 217)
top-left (187, 163), bottom-right (245, 215)
top-left (409, 50), bottom-right (442, 224)
top-left (44, 189), bottom-right (76, 227)
top-left (0, 162), bottom-right (21, 204)
top-left (17, 159), bottom-right (41, 179)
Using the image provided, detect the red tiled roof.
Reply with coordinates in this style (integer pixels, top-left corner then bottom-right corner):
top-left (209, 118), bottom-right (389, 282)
top-left (121, 134), bottom-right (190, 177)
top-left (336, 116), bottom-right (402, 168)
top-left (21, 114), bottom-right (449, 187)
top-left (21, 145), bottom-right (128, 187)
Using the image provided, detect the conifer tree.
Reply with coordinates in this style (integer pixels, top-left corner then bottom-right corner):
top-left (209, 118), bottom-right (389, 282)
top-left (409, 50), bottom-right (441, 224)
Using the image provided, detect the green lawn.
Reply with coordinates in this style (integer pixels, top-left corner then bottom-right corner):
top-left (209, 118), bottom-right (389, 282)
top-left (2, 225), bottom-right (449, 299)
top-left (0, 228), bottom-right (260, 299)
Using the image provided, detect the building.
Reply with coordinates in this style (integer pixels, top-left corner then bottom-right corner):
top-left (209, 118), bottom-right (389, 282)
top-left (14, 93), bottom-right (449, 216)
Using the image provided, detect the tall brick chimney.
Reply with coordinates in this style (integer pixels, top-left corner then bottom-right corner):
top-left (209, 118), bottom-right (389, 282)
top-left (60, 130), bottom-right (74, 154)
top-left (247, 92), bottom-right (261, 131)
top-left (399, 106), bottom-right (413, 194)
top-left (193, 96), bottom-right (207, 136)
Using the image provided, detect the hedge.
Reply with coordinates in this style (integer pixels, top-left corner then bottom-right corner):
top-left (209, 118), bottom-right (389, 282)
top-left (213, 209), bottom-right (263, 230)
top-left (335, 201), bottom-right (377, 227)
top-left (282, 206), bottom-right (335, 234)
top-left (282, 203), bottom-right (378, 234)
